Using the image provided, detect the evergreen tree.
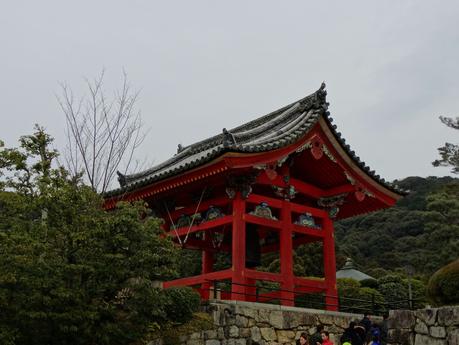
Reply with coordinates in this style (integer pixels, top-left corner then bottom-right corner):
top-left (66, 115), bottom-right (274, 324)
top-left (433, 116), bottom-right (459, 173)
top-left (0, 126), bottom-right (199, 345)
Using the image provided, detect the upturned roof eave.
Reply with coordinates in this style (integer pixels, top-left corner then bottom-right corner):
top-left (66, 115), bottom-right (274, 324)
top-left (104, 84), bottom-right (407, 199)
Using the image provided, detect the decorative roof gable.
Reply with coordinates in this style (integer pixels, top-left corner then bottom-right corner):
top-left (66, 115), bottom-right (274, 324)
top-left (106, 84), bottom-right (404, 198)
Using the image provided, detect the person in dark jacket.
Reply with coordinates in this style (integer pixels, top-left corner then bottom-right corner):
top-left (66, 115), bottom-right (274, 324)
top-left (380, 313), bottom-right (389, 345)
top-left (354, 324), bottom-right (367, 344)
top-left (310, 324), bottom-right (324, 345)
top-left (360, 313), bottom-right (372, 333)
top-left (360, 313), bottom-right (372, 343)
top-left (341, 321), bottom-right (363, 345)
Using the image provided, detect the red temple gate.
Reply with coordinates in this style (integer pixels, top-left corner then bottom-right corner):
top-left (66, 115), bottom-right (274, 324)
top-left (104, 84), bottom-right (404, 310)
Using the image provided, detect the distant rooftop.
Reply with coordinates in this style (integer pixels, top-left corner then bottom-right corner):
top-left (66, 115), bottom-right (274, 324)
top-left (336, 258), bottom-right (375, 281)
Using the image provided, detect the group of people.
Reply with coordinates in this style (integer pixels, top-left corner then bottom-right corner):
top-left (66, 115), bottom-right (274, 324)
top-left (296, 313), bottom-right (388, 345)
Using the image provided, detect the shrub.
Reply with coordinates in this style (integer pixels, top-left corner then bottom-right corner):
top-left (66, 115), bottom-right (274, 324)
top-left (164, 287), bottom-right (201, 323)
top-left (360, 278), bottom-right (379, 289)
top-left (338, 278), bottom-right (386, 314)
top-left (359, 287), bottom-right (386, 314)
top-left (427, 258), bottom-right (459, 306)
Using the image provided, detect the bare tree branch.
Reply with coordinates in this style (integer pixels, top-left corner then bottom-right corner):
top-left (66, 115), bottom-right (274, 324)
top-left (57, 70), bottom-right (147, 193)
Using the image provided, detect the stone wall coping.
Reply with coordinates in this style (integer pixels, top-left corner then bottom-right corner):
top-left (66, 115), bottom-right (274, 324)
top-left (208, 299), bottom-right (382, 320)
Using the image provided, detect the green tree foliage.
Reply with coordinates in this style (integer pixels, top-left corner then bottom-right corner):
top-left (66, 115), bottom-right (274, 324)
top-left (377, 275), bottom-right (425, 309)
top-left (337, 278), bottom-right (384, 314)
top-left (427, 258), bottom-right (459, 306)
top-left (335, 177), bottom-right (459, 277)
top-left (0, 126), bottom-right (199, 345)
top-left (432, 116), bottom-right (459, 174)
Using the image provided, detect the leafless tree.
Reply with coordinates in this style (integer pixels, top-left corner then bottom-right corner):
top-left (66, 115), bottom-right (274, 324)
top-left (57, 70), bottom-right (147, 193)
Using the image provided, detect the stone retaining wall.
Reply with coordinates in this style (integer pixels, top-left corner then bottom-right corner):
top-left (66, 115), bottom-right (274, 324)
top-left (177, 301), bottom-right (376, 345)
top-left (153, 301), bottom-right (459, 345)
top-left (388, 306), bottom-right (459, 345)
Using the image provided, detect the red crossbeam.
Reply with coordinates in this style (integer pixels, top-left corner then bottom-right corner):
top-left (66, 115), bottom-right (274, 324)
top-left (163, 269), bottom-right (232, 288)
top-left (245, 269), bottom-right (283, 282)
top-left (294, 277), bottom-right (326, 290)
top-left (168, 215), bottom-right (233, 238)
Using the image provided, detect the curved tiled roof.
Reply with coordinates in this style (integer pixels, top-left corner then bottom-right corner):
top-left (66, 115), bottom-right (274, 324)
top-left (336, 258), bottom-right (375, 281)
top-left (105, 84), bottom-right (405, 197)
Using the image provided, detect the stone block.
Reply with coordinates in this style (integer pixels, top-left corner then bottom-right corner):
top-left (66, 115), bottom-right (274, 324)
top-left (148, 338), bottom-right (163, 345)
top-left (236, 315), bottom-right (249, 328)
top-left (235, 339), bottom-right (247, 345)
top-left (283, 311), bottom-right (301, 328)
top-left (229, 326), bottom-right (239, 338)
top-left (447, 329), bottom-right (459, 345)
top-left (414, 308), bottom-right (437, 326)
top-left (214, 309), bottom-right (225, 326)
top-left (302, 313), bottom-right (318, 327)
top-left (269, 311), bottom-right (285, 329)
top-left (204, 330), bottom-right (218, 340)
top-left (260, 327), bottom-right (277, 341)
top-left (414, 334), bottom-right (445, 345)
top-left (225, 312), bottom-right (236, 326)
top-left (317, 313), bottom-right (335, 326)
top-left (251, 327), bottom-right (262, 342)
top-left (187, 340), bottom-right (205, 345)
top-left (429, 326), bottom-right (446, 339)
top-left (276, 330), bottom-right (295, 343)
top-left (190, 332), bottom-right (203, 340)
top-left (388, 328), bottom-right (413, 345)
top-left (414, 319), bottom-right (428, 335)
top-left (206, 340), bottom-right (221, 345)
top-left (240, 328), bottom-right (251, 338)
top-left (332, 315), bottom-right (352, 329)
top-left (437, 306), bottom-right (459, 326)
top-left (388, 310), bottom-right (415, 329)
top-left (266, 342), bottom-right (280, 345)
top-left (217, 328), bottom-right (225, 340)
top-left (235, 305), bottom-right (259, 320)
top-left (257, 309), bottom-right (271, 324)
top-left (326, 324), bottom-right (342, 335)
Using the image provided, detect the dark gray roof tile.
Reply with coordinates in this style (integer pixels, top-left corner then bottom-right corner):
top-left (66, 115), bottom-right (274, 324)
top-left (105, 84), bottom-right (406, 197)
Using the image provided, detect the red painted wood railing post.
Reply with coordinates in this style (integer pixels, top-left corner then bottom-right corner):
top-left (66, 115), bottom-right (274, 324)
top-left (280, 200), bottom-right (295, 306)
top-left (201, 232), bottom-right (215, 299)
top-left (231, 192), bottom-right (246, 300)
top-left (323, 216), bottom-right (338, 311)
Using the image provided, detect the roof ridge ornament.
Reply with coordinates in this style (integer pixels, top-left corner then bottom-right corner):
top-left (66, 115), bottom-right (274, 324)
top-left (117, 171), bottom-right (127, 187)
top-left (297, 82), bottom-right (328, 113)
top-left (222, 128), bottom-right (237, 148)
top-left (315, 82), bottom-right (328, 109)
top-left (177, 143), bottom-right (184, 154)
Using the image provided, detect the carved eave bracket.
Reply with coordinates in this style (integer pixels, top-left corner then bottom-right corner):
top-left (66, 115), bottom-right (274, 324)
top-left (225, 172), bottom-right (258, 199)
top-left (272, 184), bottom-right (297, 201)
top-left (296, 135), bottom-right (337, 163)
top-left (344, 171), bottom-right (375, 202)
top-left (317, 193), bottom-right (348, 218)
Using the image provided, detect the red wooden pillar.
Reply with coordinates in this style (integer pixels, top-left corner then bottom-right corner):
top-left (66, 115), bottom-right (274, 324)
top-left (245, 278), bottom-right (257, 302)
top-left (200, 232), bottom-right (214, 299)
top-left (280, 200), bottom-right (295, 306)
top-left (231, 193), bottom-right (246, 300)
top-left (323, 216), bottom-right (338, 311)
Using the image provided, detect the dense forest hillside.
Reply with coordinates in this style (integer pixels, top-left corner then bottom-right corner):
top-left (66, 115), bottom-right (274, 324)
top-left (335, 176), bottom-right (459, 279)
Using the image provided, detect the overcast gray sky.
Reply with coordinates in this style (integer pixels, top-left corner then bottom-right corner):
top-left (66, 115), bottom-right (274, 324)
top-left (1, 1), bottom-right (458, 182)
